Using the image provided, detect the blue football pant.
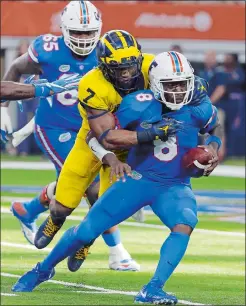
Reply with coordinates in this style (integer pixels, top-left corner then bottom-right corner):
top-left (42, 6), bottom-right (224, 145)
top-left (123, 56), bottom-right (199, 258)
top-left (75, 176), bottom-right (198, 244)
top-left (34, 125), bottom-right (77, 176)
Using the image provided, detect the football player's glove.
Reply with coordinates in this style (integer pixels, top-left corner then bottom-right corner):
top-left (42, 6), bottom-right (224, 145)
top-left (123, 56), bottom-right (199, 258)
top-left (31, 74), bottom-right (81, 98)
top-left (137, 118), bottom-right (183, 143)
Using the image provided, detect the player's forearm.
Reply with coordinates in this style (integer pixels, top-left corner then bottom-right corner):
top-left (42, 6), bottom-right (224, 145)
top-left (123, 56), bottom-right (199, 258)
top-left (1, 82), bottom-right (35, 100)
top-left (1, 65), bottom-right (22, 106)
top-left (103, 129), bottom-right (138, 149)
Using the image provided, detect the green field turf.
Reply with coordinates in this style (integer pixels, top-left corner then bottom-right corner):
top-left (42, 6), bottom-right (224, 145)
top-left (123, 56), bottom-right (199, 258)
top-left (1, 165), bottom-right (245, 305)
top-left (1, 168), bottom-right (245, 190)
top-left (1, 206), bottom-right (245, 305)
top-left (1, 153), bottom-right (245, 166)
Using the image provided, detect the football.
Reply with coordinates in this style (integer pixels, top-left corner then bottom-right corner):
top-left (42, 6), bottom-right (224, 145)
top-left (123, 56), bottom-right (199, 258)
top-left (182, 147), bottom-right (213, 177)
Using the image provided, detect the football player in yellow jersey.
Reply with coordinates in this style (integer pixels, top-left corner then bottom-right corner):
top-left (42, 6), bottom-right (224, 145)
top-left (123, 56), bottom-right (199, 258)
top-left (35, 30), bottom-right (173, 272)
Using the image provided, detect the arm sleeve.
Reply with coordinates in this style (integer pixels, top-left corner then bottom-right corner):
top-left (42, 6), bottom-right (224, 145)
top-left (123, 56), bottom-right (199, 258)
top-left (201, 105), bottom-right (219, 134)
top-left (192, 96), bottom-right (218, 133)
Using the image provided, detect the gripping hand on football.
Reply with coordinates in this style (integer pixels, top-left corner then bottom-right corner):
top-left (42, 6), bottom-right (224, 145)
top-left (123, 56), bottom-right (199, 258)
top-left (137, 118), bottom-right (183, 144)
top-left (25, 74), bottom-right (81, 98)
top-left (198, 145), bottom-right (219, 176)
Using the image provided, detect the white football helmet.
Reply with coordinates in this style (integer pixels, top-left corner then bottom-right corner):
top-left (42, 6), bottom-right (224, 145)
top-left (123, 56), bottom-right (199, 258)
top-left (149, 51), bottom-right (195, 110)
top-left (61, 1), bottom-right (102, 56)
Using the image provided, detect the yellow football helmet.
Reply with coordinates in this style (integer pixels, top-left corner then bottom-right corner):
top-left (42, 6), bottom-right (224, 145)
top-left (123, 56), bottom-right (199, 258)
top-left (97, 30), bottom-right (143, 92)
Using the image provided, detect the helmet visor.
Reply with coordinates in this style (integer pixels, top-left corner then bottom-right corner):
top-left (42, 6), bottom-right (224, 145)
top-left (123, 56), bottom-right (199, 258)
top-left (153, 76), bottom-right (194, 110)
top-left (68, 30), bottom-right (99, 55)
top-left (106, 59), bottom-right (142, 91)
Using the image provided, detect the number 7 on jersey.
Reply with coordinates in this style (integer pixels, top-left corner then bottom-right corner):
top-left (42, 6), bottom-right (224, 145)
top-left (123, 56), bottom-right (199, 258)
top-left (83, 88), bottom-right (95, 103)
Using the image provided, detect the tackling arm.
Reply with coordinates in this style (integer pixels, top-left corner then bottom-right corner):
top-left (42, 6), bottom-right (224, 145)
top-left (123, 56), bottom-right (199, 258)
top-left (87, 107), bottom-right (138, 150)
top-left (86, 129), bottom-right (132, 182)
top-left (86, 107), bottom-right (173, 150)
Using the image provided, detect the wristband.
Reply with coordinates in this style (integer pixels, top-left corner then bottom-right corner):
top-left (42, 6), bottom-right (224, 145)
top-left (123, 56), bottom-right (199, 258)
top-left (205, 135), bottom-right (222, 151)
top-left (33, 84), bottom-right (49, 98)
top-left (88, 137), bottom-right (115, 161)
top-left (137, 130), bottom-right (156, 143)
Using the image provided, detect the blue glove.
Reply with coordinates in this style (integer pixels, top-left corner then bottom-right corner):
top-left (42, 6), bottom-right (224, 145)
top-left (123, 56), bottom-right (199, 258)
top-left (1, 129), bottom-right (10, 144)
top-left (153, 118), bottom-right (183, 138)
top-left (33, 74), bottom-right (81, 98)
top-left (137, 118), bottom-right (183, 143)
top-left (16, 75), bottom-right (47, 111)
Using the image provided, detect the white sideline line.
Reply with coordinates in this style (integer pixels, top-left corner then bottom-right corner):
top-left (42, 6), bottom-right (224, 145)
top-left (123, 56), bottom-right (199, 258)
top-left (1, 272), bottom-right (209, 306)
top-left (1, 293), bottom-right (18, 296)
top-left (1, 207), bottom-right (245, 237)
top-left (1, 272), bottom-right (135, 295)
top-left (1, 242), bottom-right (52, 252)
top-left (73, 290), bottom-right (131, 294)
top-left (72, 291), bottom-right (209, 305)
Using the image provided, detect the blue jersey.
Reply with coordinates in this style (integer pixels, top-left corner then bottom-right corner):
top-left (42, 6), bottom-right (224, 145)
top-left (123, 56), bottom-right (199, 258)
top-left (116, 76), bottom-right (218, 185)
top-left (28, 34), bottom-right (98, 131)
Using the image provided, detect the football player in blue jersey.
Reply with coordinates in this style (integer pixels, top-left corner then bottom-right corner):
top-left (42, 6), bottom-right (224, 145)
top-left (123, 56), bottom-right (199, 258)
top-left (1, 1), bottom-right (140, 271)
top-left (11, 51), bottom-right (223, 304)
top-left (0, 74), bottom-right (81, 144)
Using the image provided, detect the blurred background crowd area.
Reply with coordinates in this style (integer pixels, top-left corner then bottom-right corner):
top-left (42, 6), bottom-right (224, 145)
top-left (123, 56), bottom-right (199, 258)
top-left (1, 0), bottom-right (245, 160)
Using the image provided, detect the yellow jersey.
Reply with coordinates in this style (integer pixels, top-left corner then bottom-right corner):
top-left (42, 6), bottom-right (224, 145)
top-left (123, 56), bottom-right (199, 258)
top-left (77, 53), bottom-right (155, 135)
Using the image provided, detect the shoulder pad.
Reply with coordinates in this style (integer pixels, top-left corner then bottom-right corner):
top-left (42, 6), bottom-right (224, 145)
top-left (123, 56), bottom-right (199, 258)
top-left (142, 53), bottom-right (155, 63)
top-left (142, 53), bottom-right (155, 72)
top-left (28, 34), bottom-right (61, 64)
top-left (141, 53), bottom-right (155, 89)
top-left (201, 105), bottom-right (219, 134)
